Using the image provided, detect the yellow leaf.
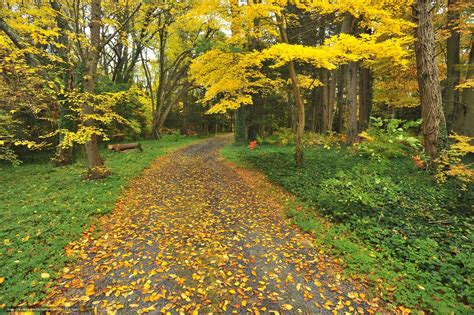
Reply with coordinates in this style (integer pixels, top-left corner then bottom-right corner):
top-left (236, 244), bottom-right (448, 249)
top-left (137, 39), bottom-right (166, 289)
top-left (282, 304), bottom-right (293, 310)
top-left (0, 277), bottom-right (5, 284)
top-left (41, 273), bottom-right (50, 279)
top-left (181, 293), bottom-right (190, 302)
top-left (86, 283), bottom-right (95, 296)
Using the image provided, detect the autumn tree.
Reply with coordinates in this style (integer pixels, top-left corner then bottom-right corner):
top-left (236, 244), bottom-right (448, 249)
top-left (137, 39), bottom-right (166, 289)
top-left (190, 0), bottom-right (413, 165)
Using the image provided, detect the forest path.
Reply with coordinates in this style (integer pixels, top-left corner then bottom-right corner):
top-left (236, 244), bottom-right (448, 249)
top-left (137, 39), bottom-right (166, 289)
top-left (45, 136), bottom-right (379, 314)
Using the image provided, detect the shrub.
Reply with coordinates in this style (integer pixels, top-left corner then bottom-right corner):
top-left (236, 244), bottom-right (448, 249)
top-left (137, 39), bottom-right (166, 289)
top-left (303, 132), bottom-right (341, 149)
top-left (274, 127), bottom-right (294, 145)
top-left (354, 117), bottom-right (422, 160)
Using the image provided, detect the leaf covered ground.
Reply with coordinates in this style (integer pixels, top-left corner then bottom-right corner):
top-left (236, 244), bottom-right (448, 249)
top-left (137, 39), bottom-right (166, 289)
top-left (44, 137), bottom-right (380, 313)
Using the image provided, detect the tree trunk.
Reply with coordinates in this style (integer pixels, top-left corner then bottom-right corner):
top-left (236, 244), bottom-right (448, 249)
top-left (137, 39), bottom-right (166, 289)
top-left (289, 60), bottom-right (305, 166)
top-left (340, 13), bottom-right (357, 143)
top-left (328, 70), bottom-right (337, 132)
top-left (336, 66), bottom-right (346, 133)
top-left (181, 88), bottom-right (189, 135)
top-left (82, 0), bottom-right (107, 176)
top-left (358, 67), bottom-right (372, 131)
top-left (310, 88), bottom-right (318, 131)
top-left (321, 69), bottom-right (330, 132)
top-left (278, 15), bottom-right (305, 166)
top-left (346, 62), bottom-right (358, 143)
top-left (151, 28), bottom-right (167, 138)
top-left (413, 0), bottom-right (447, 158)
top-left (51, 1), bottom-right (74, 166)
top-left (234, 105), bottom-right (246, 144)
top-left (456, 36), bottom-right (474, 136)
top-left (444, 0), bottom-right (461, 131)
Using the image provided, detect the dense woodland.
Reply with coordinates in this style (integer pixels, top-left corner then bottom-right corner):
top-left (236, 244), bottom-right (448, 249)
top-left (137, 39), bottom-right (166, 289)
top-left (0, 0), bottom-right (473, 313)
top-left (0, 0), bottom-right (472, 170)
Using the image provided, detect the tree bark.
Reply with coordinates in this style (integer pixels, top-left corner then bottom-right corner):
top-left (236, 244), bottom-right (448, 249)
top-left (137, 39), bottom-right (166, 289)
top-left (456, 36), bottom-right (474, 136)
top-left (444, 0), bottom-right (461, 131)
top-left (413, 0), bottom-right (447, 158)
top-left (278, 15), bottom-right (305, 166)
top-left (346, 62), bottom-right (358, 143)
top-left (234, 105), bottom-right (246, 144)
top-left (339, 14), bottom-right (358, 143)
top-left (336, 66), bottom-right (346, 133)
top-left (82, 0), bottom-right (106, 173)
top-left (358, 67), bottom-right (372, 131)
top-left (321, 69), bottom-right (330, 132)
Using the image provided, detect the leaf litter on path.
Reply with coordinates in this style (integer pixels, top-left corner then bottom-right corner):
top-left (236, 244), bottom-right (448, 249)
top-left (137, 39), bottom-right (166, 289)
top-left (44, 137), bottom-right (381, 314)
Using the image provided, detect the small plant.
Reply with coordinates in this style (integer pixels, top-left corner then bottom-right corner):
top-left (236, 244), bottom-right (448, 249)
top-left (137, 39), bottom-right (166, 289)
top-left (303, 132), bottom-right (341, 149)
top-left (274, 127), bottom-right (294, 145)
top-left (248, 140), bottom-right (258, 150)
top-left (84, 165), bottom-right (111, 180)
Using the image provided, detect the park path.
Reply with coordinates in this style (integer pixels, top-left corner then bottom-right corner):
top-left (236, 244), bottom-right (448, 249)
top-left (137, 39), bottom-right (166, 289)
top-left (45, 136), bottom-right (380, 314)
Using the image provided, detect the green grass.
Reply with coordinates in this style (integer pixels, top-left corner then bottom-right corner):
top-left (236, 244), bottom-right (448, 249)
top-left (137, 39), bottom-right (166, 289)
top-left (0, 135), bottom-right (200, 306)
top-left (222, 144), bottom-right (473, 313)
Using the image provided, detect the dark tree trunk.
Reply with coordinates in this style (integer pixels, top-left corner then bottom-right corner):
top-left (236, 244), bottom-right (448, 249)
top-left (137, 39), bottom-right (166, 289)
top-left (339, 13), bottom-right (357, 143)
top-left (346, 62), bottom-right (358, 143)
top-left (234, 106), bottom-right (246, 144)
top-left (310, 88), bottom-right (318, 131)
top-left (456, 36), bottom-right (474, 136)
top-left (358, 67), bottom-right (373, 131)
top-left (413, 0), bottom-right (447, 158)
top-left (444, 0), bottom-right (461, 131)
top-left (336, 66), bottom-right (346, 133)
top-left (181, 89), bottom-right (189, 135)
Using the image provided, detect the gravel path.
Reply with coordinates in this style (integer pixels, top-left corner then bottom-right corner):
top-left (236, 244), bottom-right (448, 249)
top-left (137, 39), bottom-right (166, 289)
top-left (45, 136), bottom-right (379, 314)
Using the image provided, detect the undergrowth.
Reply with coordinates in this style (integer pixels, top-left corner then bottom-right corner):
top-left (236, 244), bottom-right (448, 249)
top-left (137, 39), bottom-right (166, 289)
top-left (222, 144), bottom-right (473, 314)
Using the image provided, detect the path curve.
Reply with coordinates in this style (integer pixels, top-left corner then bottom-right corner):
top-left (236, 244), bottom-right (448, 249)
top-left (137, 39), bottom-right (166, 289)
top-left (45, 136), bottom-right (379, 314)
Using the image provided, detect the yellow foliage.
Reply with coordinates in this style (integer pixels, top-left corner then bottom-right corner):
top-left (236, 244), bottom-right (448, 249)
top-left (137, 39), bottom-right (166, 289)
top-left (190, 48), bottom-right (283, 113)
top-left (435, 134), bottom-right (474, 185)
top-left (59, 91), bottom-right (130, 148)
top-left (455, 79), bottom-right (474, 90)
top-left (190, 0), bottom-right (414, 113)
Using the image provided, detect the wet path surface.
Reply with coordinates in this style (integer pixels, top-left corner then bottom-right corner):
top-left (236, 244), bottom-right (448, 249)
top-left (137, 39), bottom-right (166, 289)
top-left (45, 136), bottom-right (378, 314)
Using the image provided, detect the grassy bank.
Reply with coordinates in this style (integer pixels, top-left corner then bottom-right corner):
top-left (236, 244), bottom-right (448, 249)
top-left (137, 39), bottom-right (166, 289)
top-left (222, 144), bottom-right (473, 313)
top-left (0, 136), bottom-right (200, 306)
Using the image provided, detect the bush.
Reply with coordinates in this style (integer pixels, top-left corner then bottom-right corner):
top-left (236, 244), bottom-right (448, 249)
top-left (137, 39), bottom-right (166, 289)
top-left (354, 117), bottom-right (422, 160)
